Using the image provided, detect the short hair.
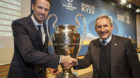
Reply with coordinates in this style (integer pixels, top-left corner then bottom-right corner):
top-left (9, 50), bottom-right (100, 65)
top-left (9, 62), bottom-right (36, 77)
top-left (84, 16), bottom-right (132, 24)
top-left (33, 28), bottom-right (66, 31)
top-left (32, 0), bottom-right (51, 6)
top-left (95, 14), bottom-right (113, 27)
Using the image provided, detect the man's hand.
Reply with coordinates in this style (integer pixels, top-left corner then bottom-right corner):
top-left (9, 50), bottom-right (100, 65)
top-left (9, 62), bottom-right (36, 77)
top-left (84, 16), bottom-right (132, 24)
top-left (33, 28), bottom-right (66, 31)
top-left (60, 55), bottom-right (77, 69)
top-left (48, 68), bottom-right (59, 76)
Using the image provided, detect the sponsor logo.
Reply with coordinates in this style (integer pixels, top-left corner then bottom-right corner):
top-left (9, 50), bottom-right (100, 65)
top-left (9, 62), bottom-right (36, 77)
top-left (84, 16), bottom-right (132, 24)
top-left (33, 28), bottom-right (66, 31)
top-left (117, 14), bottom-right (130, 24)
top-left (81, 3), bottom-right (95, 14)
top-left (62, 0), bottom-right (77, 11)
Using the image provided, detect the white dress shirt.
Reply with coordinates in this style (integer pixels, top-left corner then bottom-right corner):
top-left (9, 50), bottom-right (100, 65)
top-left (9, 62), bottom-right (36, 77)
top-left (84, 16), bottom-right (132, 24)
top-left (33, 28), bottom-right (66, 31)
top-left (100, 34), bottom-right (112, 46)
top-left (31, 15), bottom-right (46, 44)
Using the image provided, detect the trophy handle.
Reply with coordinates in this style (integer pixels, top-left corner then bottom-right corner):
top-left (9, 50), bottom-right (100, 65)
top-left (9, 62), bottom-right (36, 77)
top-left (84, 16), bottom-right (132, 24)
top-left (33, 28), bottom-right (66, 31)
top-left (75, 14), bottom-right (86, 57)
top-left (46, 14), bottom-right (58, 30)
top-left (46, 14), bottom-right (58, 53)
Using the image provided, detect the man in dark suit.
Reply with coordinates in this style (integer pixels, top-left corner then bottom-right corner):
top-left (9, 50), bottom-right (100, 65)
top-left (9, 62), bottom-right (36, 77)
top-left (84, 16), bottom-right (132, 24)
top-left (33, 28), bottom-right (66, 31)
top-left (8, 0), bottom-right (77, 78)
top-left (74, 15), bottom-right (140, 78)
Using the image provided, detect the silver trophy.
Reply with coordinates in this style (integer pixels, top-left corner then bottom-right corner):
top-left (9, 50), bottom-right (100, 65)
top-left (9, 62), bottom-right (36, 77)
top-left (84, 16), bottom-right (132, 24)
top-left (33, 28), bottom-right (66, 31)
top-left (46, 14), bottom-right (86, 78)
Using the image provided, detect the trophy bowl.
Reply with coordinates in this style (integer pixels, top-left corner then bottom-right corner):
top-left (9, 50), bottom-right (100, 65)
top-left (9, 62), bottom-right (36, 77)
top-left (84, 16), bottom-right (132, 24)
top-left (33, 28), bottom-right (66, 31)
top-left (52, 24), bottom-right (80, 58)
top-left (46, 14), bottom-right (86, 78)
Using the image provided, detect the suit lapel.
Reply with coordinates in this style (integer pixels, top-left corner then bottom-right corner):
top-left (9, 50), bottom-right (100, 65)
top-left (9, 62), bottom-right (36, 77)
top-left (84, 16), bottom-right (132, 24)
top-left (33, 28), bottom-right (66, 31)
top-left (43, 23), bottom-right (48, 46)
top-left (93, 39), bottom-right (100, 70)
top-left (111, 35), bottom-right (118, 73)
top-left (43, 23), bottom-right (47, 34)
top-left (111, 35), bottom-right (118, 59)
top-left (27, 16), bottom-right (37, 32)
top-left (43, 23), bottom-right (48, 41)
top-left (27, 16), bottom-right (43, 46)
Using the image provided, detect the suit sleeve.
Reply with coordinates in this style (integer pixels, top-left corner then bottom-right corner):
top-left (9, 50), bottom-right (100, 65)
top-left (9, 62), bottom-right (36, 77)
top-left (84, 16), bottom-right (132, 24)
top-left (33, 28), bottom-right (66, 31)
top-left (12, 20), bottom-right (60, 69)
top-left (126, 39), bottom-right (140, 78)
top-left (74, 42), bottom-right (92, 69)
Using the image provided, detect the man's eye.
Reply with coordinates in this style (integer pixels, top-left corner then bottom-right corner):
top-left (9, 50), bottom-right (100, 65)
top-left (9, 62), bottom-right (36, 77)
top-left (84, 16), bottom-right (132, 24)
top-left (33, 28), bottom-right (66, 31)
top-left (44, 9), bottom-right (49, 12)
top-left (38, 6), bottom-right (43, 9)
top-left (97, 25), bottom-right (101, 28)
top-left (104, 25), bottom-right (108, 27)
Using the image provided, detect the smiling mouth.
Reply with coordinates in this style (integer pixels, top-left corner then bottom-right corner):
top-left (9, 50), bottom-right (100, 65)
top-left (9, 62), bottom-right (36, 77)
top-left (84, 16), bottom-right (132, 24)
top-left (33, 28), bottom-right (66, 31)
top-left (100, 31), bottom-right (108, 36)
top-left (39, 15), bottom-right (44, 18)
top-left (38, 14), bottom-right (45, 18)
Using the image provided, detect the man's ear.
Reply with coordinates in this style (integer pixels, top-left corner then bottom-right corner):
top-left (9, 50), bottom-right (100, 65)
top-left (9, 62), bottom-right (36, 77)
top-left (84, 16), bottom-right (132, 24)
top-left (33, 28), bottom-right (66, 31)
top-left (95, 26), bottom-right (97, 33)
top-left (111, 25), bottom-right (114, 31)
top-left (32, 4), bottom-right (35, 11)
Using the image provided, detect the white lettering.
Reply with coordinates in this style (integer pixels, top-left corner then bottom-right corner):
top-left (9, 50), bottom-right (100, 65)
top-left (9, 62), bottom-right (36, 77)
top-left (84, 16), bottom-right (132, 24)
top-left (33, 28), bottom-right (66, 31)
top-left (117, 14), bottom-right (130, 24)
top-left (117, 14), bottom-right (125, 22)
top-left (62, 0), bottom-right (76, 11)
top-left (81, 3), bottom-right (95, 14)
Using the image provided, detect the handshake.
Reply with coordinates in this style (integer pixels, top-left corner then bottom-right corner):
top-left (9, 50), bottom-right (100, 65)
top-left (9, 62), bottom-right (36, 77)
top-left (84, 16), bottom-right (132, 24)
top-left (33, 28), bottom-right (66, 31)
top-left (60, 55), bottom-right (78, 69)
top-left (48, 55), bottom-right (78, 76)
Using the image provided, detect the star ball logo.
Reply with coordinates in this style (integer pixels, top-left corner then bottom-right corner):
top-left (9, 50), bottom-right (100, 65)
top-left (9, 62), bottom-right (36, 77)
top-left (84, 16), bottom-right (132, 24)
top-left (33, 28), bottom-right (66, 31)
top-left (62, 0), bottom-right (77, 11)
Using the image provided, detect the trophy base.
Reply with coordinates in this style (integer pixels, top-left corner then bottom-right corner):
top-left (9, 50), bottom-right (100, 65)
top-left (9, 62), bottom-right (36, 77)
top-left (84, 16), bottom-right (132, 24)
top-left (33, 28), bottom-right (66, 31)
top-left (55, 72), bottom-right (78, 78)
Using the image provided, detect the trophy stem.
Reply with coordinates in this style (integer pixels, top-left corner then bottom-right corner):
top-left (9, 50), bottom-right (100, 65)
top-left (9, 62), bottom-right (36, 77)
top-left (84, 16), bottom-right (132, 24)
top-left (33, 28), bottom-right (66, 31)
top-left (55, 68), bottom-right (78, 78)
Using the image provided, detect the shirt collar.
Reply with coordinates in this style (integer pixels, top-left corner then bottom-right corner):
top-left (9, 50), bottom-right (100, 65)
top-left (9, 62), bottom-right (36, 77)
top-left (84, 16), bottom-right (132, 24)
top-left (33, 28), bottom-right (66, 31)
top-left (100, 34), bottom-right (112, 44)
top-left (31, 15), bottom-right (43, 29)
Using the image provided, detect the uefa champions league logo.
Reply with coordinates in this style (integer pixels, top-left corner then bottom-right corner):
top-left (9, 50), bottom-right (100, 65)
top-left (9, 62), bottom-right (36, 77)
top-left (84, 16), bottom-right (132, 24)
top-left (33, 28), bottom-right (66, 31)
top-left (62, 0), bottom-right (77, 11)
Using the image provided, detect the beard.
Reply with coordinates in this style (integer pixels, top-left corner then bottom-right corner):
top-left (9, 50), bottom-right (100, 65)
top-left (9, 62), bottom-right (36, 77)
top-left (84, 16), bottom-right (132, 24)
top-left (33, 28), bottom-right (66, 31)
top-left (33, 13), bottom-right (46, 24)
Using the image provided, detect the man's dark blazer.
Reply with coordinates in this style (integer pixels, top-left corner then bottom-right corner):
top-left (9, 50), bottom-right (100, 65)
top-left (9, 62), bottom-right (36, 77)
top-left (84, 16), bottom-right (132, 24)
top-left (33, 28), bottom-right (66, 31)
top-left (8, 15), bottom-right (60, 78)
top-left (74, 35), bottom-right (140, 78)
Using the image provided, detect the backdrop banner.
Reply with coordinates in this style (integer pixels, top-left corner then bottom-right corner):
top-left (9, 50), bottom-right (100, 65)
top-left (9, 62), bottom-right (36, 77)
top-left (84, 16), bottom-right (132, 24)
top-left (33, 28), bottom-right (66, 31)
top-left (31, 0), bottom-right (136, 55)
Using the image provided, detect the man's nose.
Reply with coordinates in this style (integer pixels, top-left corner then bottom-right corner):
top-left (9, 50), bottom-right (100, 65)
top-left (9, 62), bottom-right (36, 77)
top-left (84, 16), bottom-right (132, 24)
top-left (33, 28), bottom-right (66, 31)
top-left (101, 26), bottom-right (105, 31)
top-left (40, 9), bottom-right (45, 14)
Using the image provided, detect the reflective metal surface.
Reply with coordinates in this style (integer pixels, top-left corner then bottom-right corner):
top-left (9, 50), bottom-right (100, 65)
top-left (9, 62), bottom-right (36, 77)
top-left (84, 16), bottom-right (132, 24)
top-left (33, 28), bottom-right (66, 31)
top-left (46, 14), bottom-right (86, 78)
top-left (52, 25), bottom-right (80, 58)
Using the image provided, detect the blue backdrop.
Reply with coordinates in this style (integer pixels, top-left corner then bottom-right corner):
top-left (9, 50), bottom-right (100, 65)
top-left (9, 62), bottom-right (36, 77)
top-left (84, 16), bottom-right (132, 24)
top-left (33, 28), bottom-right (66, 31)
top-left (31, 0), bottom-right (136, 55)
